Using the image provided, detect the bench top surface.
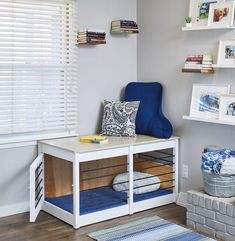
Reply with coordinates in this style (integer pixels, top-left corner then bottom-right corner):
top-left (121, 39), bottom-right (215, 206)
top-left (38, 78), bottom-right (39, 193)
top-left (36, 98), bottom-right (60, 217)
top-left (40, 135), bottom-right (179, 154)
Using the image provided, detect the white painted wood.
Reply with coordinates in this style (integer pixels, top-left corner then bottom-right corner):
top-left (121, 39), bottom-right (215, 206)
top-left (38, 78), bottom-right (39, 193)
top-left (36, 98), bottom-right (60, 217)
top-left (182, 25), bottom-right (235, 31)
top-left (183, 115), bottom-right (235, 126)
top-left (37, 135), bottom-right (180, 228)
top-left (0, 132), bottom-right (77, 145)
top-left (40, 143), bottom-right (75, 162)
top-left (128, 146), bottom-right (134, 215)
top-left (132, 140), bottom-right (177, 154)
top-left (73, 154), bottom-right (80, 229)
top-left (77, 147), bottom-right (129, 162)
top-left (173, 139), bottom-right (179, 201)
top-left (43, 201), bottom-right (74, 226)
top-left (29, 153), bottom-right (44, 222)
top-left (133, 194), bottom-right (175, 213)
top-left (80, 206), bottom-right (129, 227)
top-left (0, 141), bottom-right (37, 150)
top-left (212, 64), bottom-right (235, 68)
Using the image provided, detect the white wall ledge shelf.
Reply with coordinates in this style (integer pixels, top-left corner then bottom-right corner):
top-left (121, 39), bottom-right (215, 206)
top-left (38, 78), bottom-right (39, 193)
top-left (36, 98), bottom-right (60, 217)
top-left (183, 115), bottom-right (235, 126)
top-left (182, 26), bottom-right (235, 31)
top-left (212, 64), bottom-right (235, 69)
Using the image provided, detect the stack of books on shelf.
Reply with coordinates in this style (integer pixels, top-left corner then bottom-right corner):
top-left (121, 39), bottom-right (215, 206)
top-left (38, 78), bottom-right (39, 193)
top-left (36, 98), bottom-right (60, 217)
top-left (79, 135), bottom-right (108, 144)
top-left (77, 30), bottom-right (106, 45)
top-left (202, 55), bottom-right (214, 73)
top-left (111, 20), bottom-right (139, 33)
top-left (182, 54), bottom-right (214, 73)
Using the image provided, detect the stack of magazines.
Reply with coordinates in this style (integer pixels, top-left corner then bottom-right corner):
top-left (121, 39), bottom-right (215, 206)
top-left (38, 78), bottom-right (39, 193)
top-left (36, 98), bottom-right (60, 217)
top-left (111, 20), bottom-right (139, 33)
top-left (182, 54), bottom-right (214, 73)
top-left (77, 30), bottom-right (106, 45)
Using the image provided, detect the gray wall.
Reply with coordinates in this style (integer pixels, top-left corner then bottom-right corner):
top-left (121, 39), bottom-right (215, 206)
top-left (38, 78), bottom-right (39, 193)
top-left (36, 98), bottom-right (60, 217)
top-left (0, 0), bottom-right (137, 216)
top-left (137, 0), bottom-right (235, 192)
top-left (0, 145), bottom-right (37, 215)
top-left (77, 0), bottom-right (137, 135)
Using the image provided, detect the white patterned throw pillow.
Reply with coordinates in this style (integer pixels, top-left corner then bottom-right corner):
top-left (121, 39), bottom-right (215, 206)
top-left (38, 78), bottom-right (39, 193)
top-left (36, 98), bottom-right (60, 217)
top-left (100, 100), bottom-right (140, 137)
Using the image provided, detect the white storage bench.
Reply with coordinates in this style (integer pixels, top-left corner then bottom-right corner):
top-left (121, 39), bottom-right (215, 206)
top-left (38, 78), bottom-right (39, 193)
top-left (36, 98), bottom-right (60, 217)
top-left (30, 135), bottom-right (179, 229)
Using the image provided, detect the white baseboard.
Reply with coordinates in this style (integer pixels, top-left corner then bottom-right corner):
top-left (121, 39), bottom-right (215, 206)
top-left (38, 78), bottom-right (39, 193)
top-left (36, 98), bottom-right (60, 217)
top-left (0, 202), bottom-right (29, 218)
top-left (176, 192), bottom-right (187, 207)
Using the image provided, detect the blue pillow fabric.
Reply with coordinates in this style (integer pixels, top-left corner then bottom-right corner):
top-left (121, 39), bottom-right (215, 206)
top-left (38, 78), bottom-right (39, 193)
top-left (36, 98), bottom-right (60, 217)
top-left (125, 82), bottom-right (173, 139)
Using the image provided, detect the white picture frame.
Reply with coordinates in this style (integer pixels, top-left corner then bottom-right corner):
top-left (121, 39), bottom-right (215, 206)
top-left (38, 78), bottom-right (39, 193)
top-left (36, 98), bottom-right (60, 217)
top-left (208, 1), bottom-right (235, 27)
top-left (189, 84), bottom-right (230, 119)
top-left (217, 40), bottom-right (235, 66)
top-left (189, 0), bottom-right (225, 26)
top-left (219, 95), bottom-right (235, 122)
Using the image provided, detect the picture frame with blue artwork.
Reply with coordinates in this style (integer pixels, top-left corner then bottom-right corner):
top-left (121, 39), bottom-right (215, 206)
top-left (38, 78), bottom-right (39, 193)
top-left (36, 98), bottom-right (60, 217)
top-left (189, 84), bottom-right (230, 119)
top-left (189, 0), bottom-right (225, 26)
top-left (219, 95), bottom-right (235, 122)
top-left (217, 40), bottom-right (235, 66)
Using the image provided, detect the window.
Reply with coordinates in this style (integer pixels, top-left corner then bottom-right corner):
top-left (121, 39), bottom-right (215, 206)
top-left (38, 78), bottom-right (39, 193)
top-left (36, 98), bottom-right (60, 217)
top-left (0, 0), bottom-right (78, 144)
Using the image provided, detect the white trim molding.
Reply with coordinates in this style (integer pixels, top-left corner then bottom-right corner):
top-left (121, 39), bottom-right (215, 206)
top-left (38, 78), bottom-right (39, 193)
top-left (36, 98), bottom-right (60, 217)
top-left (0, 141), bottom-right (37, 150)
top-left (0, 202), bottom-right (29, 218)
top-left (176, 192), bottom-right (187, 208)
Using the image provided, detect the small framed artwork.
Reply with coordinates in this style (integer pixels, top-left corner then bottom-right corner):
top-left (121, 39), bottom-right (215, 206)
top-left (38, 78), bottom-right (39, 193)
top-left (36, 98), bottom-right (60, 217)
top-left (208, 1), bottom-right (235, 27)
top-left (217, 40), bottom-right (235, 65)
top-left (190, 84), bottom-right (230, 119)
top-left (219, 95), bottom-right (235, 122)
top-left (189, 0), bottom-right (225, 26)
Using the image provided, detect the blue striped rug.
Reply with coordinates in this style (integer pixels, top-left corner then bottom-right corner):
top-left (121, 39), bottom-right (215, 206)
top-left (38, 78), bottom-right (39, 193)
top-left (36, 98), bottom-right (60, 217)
top-left (88, 216), bottom-right (215, 241)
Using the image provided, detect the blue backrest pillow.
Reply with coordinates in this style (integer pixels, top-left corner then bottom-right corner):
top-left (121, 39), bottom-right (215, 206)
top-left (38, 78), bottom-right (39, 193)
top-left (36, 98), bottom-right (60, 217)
top-left (125, 82), bottom-right (173, 139)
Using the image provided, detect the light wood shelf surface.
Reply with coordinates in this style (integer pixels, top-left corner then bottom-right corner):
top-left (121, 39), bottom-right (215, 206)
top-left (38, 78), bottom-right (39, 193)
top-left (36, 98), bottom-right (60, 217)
top-left (40, 135), bottom-right (179, 154)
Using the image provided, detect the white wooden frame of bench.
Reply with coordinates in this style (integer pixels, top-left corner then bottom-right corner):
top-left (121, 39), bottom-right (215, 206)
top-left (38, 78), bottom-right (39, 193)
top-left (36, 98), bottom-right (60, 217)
top-left (29, 135), bottom-right (179, 229)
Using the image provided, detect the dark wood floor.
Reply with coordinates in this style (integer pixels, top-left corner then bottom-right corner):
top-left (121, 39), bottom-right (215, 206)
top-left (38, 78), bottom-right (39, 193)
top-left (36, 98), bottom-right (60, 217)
top-left (0, 204), bottom-right (186, 241)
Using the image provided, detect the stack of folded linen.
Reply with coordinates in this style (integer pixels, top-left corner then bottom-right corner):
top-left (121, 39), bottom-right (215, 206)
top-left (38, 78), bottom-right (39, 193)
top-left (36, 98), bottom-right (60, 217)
top-left (220, 157), bottom-right (235, 175)
top-left (202, 149), bottom-right (235, 175)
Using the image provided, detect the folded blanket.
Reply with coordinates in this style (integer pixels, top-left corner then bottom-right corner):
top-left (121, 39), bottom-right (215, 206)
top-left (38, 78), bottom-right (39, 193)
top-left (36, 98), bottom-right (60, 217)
top-left (201, 149), bottom-right (235, 175)
top-left (220, 157), bottom-right (235, 175)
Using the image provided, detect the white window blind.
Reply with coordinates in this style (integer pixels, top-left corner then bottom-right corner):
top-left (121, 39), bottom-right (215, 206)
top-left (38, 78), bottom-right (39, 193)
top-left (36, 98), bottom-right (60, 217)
top-left (0, 0), bottom-right (78, 144)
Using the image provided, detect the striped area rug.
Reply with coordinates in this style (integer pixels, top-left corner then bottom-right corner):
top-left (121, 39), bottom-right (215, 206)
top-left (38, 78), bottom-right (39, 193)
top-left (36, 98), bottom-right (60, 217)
top-left (88, 216), bottom-right (215, 241)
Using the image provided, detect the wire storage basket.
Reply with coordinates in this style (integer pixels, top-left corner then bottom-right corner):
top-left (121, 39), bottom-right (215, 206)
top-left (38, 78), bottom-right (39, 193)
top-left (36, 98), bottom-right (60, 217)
top-left (202, 171), bottom-right (235, 198)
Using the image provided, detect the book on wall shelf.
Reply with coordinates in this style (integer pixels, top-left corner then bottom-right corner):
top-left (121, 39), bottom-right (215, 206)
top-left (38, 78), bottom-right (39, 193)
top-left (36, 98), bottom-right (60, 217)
top-left (111, 20), bottom-right (139, 34)
top-left (182, 54), bottom-right (214, 74)
top-left (77, 30), bottom-right (106, 45)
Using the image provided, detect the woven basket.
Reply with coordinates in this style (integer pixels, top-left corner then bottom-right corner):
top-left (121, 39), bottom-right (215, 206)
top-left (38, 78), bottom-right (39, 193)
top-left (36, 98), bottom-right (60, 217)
top-left (202, 171), bottom-right (235, 198)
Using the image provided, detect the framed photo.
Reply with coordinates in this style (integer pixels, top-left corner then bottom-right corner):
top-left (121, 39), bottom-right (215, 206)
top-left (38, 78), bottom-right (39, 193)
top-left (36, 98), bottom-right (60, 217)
top-left (190, 84), bottom-right (230, 119)
top-left (219, 95), bottom-right (235, 122)
top-left (208, 1), bottom-right (235, 27)
top-left (189, 0), bottom-right (225, 26)
top-left (217, 40), bottom-right (235, 65)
